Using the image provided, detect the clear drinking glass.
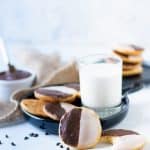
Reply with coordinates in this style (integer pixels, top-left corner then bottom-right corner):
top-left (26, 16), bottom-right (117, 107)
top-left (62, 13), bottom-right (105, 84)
top-left (78, 54), bottom-right (122, 117)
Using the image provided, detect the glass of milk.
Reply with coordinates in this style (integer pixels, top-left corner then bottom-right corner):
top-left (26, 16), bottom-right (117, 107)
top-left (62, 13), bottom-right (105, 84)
top-left (78, 54), bottom-right (122, 115)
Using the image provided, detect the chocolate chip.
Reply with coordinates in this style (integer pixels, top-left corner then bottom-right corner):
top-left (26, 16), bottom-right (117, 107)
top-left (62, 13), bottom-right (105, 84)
top-left (60, 145), bottom-right (64, 148)
top-left (11, 142), bottom-right (16, 146)
top-left (5, 134), bottom-right (9, 138)
top-left (0, 141), bottom-right (2, 145)
top-left (29, 133), bottom-right (34, 137)
top-left (56, 142), bottom-right (60, 146)
top-left (33, 134), bottom-right (39, 137)
top-left (45, 132), bottom-right (49, 135)
top-left (40, 125), bottom-right (45, 130)
top-left (24, 136), bottom-right (29, 140)
top-left (66, 147), bottom-right (70, 150)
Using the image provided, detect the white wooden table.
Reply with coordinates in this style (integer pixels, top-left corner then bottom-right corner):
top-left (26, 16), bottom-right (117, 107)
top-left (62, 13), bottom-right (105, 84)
top-left (0, 87), bottom-right (150, 150)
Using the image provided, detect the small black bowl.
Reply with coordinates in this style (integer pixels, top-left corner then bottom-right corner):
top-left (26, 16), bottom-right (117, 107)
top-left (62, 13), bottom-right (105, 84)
top-left (21, 95), bottom-right (129, 135)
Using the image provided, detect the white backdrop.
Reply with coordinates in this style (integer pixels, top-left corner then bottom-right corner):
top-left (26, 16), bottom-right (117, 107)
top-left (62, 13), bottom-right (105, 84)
top-left (0, 0), bottom-right (150, 60)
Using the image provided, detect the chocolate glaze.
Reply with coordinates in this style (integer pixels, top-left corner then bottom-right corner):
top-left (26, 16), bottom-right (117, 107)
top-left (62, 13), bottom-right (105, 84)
top-left (60, 108), bottom-right (81, 147)
top-left (129, 44), bottom-right (144, 51)
top-left (44, 103), bottom-right (65, 120)
top-left (36, 89), bottom-right (72, 98)
top-left (65, 83), bottom-right (80, 91)
top-left (102, 129), bottom-right (138, 137)
top-left (0, 70), bottom-right (31, 81)
top-left (114, 50), bottom-right (130, 57)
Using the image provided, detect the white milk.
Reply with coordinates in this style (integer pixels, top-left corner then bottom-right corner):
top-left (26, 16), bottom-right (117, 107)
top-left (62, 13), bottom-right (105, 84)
top-left (79, 63), bottom-right (122, 109)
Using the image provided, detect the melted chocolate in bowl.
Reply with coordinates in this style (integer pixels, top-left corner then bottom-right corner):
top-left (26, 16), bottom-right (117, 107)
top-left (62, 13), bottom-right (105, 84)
top-left (0, 70), bottom-right (31, 81)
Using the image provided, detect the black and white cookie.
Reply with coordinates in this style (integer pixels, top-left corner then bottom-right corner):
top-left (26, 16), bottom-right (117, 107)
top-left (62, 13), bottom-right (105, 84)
top-left (59, 107), bottom-right (102, 149)
top-left (100, 129), bottom-right (145, 150)
top-left (34, 84), bottom-right (80, 103)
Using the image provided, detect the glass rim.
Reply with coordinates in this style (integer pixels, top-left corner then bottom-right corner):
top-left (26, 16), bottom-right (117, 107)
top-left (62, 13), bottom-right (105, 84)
top-left (78, 53), bottom-right (122, 65)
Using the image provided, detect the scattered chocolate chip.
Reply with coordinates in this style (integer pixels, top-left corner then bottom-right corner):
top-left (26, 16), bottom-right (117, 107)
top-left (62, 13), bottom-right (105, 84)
top-left (39, 125), bottom-right (45, 130)
top-left (60, 145), bottom-right (64, 148)
top-left (45, 132), bottom-right (49, 135)
top-left (5, 134), bottom-right (9, 138)
top-left (56, 142), bottom-right (61, 146)
top-left (29, 133), bottom-right (34, 137)
top-left (11, 142), bottom-right (16, 146)
top-left (33, 134), bottom-right (39, 137)
top-left (66, 147), bottom-right (70, 150)
top-left (24, 136), bottom-right (29, 140)
top-left (0, 141), bottom-right (2, 145)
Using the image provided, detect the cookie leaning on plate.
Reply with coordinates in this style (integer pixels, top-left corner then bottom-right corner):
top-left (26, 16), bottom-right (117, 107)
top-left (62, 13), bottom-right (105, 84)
top-left (34, 85), bottom-right (80, 103)
top-left (100, 129), bottom-right (145, 150)
top-left (20, 99), bottom-right (48, 117)
top-left (43, 102), bottom-right (76, 121)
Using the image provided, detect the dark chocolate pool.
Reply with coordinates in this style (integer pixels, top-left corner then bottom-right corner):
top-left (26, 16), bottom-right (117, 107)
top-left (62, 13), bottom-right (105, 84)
top-left (0, 70), bottom-right (31, 81)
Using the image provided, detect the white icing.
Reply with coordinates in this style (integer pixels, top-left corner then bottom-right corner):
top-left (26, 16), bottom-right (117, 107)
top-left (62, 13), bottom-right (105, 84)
top-left (78, 108), bottom-right (101, 147)
top-left (115, 44), bottom-right (137, 51)
top-left (113, 134), bottom-right (145, 150)
top-left (60, 103), bottom-right (75, 112)
top-left (39, 86), bottom-right (77, 94)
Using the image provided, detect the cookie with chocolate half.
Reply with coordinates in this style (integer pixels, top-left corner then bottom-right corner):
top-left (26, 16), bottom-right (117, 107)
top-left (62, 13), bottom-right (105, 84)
top-left (114, 44), bottom-right (144, 56)
top-left (100, 129), bottom-right (145, 150)
top-left (59, 107), bottom-right (102, 149)
top-left (34, 85), bottom-right (80, 103)
top-left (123, 66), bottom-right (143, 77)
top-left (20, 99), bottom-right (48, 117)
top-left (114, 51), bottom-right (143, 64)
top-left (43, 102), bottom-right (76, 121)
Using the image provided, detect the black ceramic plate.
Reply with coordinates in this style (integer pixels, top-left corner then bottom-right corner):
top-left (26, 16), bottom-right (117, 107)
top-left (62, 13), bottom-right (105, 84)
top-left (21, 95), bottom-right (129, 135)
top-left (122, 65), bottom-right (150, 93)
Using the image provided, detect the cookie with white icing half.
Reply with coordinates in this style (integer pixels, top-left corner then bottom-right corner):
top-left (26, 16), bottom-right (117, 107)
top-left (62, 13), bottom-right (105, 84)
top-left (59, 107), bottom-right (102, 149)
top-left (113, 44), bottom-right (144, 56)
top-left (100, 129), bottom-right (145, 150)
top-left (113, 51), bottom-right (143, 64)
top-left (43, 102), bottom-right (76, 121)
top-left (34, 85), bottom-right (79, 103)
top-left (20, 99), bottom-right (48, 117)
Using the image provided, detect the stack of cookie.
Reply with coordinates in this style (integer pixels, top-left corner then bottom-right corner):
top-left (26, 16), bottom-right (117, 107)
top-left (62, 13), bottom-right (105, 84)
top-left (113, 44), bottom-right (144, 77)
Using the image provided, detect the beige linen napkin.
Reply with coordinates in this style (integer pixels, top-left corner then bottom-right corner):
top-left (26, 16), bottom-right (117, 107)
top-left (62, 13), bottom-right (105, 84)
top-left (0, 48), bottom-right (79, 127)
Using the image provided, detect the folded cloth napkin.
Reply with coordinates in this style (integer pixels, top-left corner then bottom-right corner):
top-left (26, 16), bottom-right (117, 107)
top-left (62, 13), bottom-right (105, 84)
top-left (0, 48), bottom-right (79, 127)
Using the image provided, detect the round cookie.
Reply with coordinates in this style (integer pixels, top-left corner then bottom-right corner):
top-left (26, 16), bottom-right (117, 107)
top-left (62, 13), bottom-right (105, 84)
top-left (20, 99), bottom-right (48, 117)
top-left (123, 66), bottom-right (143, 77)
top-left (114, 51), bottom-right (143, 64)
top-left (123, 63), bottom-right (141, 70)
top-left (100, 129), bottom-right (145, 150)
top-left (43, 102), bottom-right (76, 121)
top-left (34, 85), bottom-right (79, 103)
top-left (114, 44), bottom-right (144, 56)
top-left (59, 107), bottom-right (102, 149)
